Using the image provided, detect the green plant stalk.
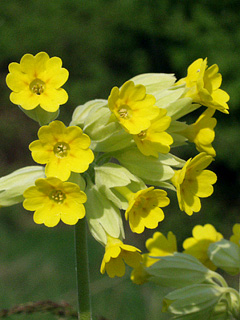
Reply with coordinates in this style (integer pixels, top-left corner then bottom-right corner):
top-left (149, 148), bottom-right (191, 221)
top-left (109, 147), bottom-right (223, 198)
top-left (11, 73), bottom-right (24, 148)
top-left (74, 218), bottom-right (92, 320)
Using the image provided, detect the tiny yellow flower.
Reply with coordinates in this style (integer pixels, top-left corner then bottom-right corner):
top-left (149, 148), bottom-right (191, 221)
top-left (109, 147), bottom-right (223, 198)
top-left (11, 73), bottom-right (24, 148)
top-left (176, 58), bottom-right (229, 114)
top-left (23, 177), bottom-right (87, 227)
top-left (171, 152), bottom-right (217, 216)
top-left (181, 108), bottom-right (217, 156)
top-left (6, 52), bottom-right (69, 112)
top-left (125, 187), bottom-right (169, 234)
top-left (108, 80), bottom-right (159, 134)
top-left (100, 236), bottom-right (142, 278)
top-left (29, 120), bottom-right (94, 181)
top-left (230, 224), bottom-right (240, 247)
top-left (133, 108), bottom-right (173, 157)
top-left (183, 224), bottom-right (223, 270)
top-left (131, 231), bottom-right (177, 284)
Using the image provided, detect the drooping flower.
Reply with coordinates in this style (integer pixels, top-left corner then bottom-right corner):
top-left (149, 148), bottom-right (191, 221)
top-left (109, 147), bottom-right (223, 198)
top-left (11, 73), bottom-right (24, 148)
top-left (100, 236), bottom-right (142, 278)
top-left (29, 120), bottom-right (94, 181)
top-left (131, 231), bottom-right (177, 284)
top-left (171, 152), bottom-right (217, 216)
top-left (23, 177), bottom-right (87, 227)
top-left (180, 108), bottom-right (217, 156)
top-left (183, 224), bottom-right (223, 270)
top-left (230, 224), bottom-right (240, 247)
top-left (108, 80), bottom-right (159, 134)
top-left (121, 186), bottom-right (169, 233)
top-left (133, 108), bottom-right (173, 157)
top-left (176, 58), bottom-right (229, 114)
top-left (6, 52), bottom-right (69, 112)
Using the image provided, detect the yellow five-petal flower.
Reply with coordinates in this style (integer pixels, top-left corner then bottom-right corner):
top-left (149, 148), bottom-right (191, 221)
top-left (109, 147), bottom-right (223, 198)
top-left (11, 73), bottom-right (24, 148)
top-left (23, 177), bottom-right (87, 227)
top-left (100, 236), bottom-right (142, 278)
top-left (108, 80), bottom-right (159, 134)
top-left (6, 52), bottom-right (69, 112)
top-left (29, 120), bottom-right (94, 181)
top-left (171, 152), bottom-right (217, 216)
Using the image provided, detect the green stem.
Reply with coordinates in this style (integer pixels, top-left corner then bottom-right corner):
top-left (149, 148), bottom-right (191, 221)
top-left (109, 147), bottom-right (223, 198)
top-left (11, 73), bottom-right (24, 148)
top-left (74, 218), bottom-right (92, 320)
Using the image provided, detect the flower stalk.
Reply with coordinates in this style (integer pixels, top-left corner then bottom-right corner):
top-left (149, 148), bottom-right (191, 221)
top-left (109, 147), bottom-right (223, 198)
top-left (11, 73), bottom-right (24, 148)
top-left (74, 218), bottom-right (92, 320)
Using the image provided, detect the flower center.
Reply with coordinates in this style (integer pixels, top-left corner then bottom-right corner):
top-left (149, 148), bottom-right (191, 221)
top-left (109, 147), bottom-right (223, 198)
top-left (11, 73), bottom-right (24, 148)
top-left (137, 130), bottom-right (147, 139)
top-left (118, 105), bottom-right (130, 119)
top-left (53, 142), bottom-right (70, 158)
top-left (134, 196), bottom-right (146, 209)
top-left (49, 189), bottom-right (66, 204)
top-left (29, 78), bottom-right (45, 95)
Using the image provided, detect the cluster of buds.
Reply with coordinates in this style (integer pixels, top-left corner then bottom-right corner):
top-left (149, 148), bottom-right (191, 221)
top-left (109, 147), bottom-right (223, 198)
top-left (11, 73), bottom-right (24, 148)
top-left (1, 52), bottom-right (229, 278)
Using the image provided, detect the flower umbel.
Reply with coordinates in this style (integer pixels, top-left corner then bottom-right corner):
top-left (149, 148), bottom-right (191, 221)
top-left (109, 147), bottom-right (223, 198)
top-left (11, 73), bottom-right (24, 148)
top-left (6, 52), bottom-right (69, 112)
top-left (183, 224), bottom-right (223, 270)
top-left (29, 120), bottom-right (94, 181)
top-left (100, 236), bottom-right (142, 278)
top-left (108, 80), bottom-right (159, 134)
top-left (23, 177), bottom-right (87, 227)
top-left (176, 58), bottom-right (229, 114)
top-left (133, 108), bottom-right (173, 157)
top-left (123, 186), bottom-right (170, 233)
top-left (171, 152), bottom-right (217, 216)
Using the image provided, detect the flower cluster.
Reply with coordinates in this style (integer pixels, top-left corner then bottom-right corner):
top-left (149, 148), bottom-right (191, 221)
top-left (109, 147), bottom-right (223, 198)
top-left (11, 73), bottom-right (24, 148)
top-left (1, 53), bottom-right (230, 278)
top-left (132, 224), bottom-right (240, 319)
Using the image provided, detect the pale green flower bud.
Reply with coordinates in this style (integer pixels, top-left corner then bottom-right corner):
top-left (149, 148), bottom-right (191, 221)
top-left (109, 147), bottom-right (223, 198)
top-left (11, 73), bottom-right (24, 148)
top-left (208, 239), bottom-right (240, 275)
top-left (147, 253), bottom-right (215, 288)
top-left (95, 163), bottom-right (145, 210)
top-left (162, 283), bottom-right (227, 316)
top-left (130, 73), bottom-right (176, 94)
top-left (20, 105), bottom-right (59, 126)
top-left (85, 176), bottom-right (124, 246)
top-left (114, 147), bottom-right (185, 189)
top-left (0, 166), bottom-right (45, 206)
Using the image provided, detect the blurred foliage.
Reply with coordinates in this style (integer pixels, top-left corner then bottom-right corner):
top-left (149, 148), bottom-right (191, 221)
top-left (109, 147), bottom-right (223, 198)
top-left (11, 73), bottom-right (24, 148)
top-left (0, 0), bottom-right (240, 319)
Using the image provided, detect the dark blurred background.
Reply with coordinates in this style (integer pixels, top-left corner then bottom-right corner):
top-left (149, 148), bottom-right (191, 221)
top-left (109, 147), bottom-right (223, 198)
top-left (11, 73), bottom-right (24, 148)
top-left (0, 1), bottom-right (239, 319)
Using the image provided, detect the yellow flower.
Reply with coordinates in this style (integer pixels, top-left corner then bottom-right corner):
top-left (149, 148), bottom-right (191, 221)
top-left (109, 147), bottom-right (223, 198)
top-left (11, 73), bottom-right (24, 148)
top-left (100, 236), bottom-right (142, 278)
top-left (125, 187), bottom-right (169, 234)
top-left (6, 52), bottom-right (69, 112)
top-left (23, 177), bottom-right (87, 227)
top-left (133, 108), bottom-right (173, 157)
top-left (176, 58), bottom-right (229, 114)
top-left (131, 231), bottom-right (177, 284)
top-left (181, 108), bottom-right (217, 156)
top-left (29, 120), bottom-right (94, 181)
top-left (171, 152), bottom-right (217, 216)
top-left (108, 80), bottom-right (159, 134)
top-left (183, 224), bottom-right (223, 270)
top-left (230, 224), bottom-right (240, 247)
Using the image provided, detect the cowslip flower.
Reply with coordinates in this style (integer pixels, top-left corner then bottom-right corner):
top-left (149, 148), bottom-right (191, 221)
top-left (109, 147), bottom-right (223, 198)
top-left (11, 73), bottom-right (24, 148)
top-left (183, 224), bottom-right (223, 270)
top-left (230, 224), bottom-right (240, 247)
top-left (133, 108), bottom-right (173, 157)
top-left (115, 186), bottom-right (169, 233)
top-left (176, 58), bottom-right (229, 114)
top-left (6, 52), bottom-right (69, 112)
top-left (100, 236), bottom-right (142, 278)
top-left (108, 80), bottom-right (159, 134)
top-left (29, 120), bottom-right (94, 181)
top-left (131, 231), bottom-right (177, 284)
top-left (23, 177), bottom-right (87, 227)
top-left (180, 108), bottom-right (217, 156)
top-left (171, 152), bottom-right (217, 216)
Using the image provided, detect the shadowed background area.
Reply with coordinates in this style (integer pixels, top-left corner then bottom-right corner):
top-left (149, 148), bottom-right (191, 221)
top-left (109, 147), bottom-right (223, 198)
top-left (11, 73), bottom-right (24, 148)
top-left (0, 1), bottom-right (240, 319)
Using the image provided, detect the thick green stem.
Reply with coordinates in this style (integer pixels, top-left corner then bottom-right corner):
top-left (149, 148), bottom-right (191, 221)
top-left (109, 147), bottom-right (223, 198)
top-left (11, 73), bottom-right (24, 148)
top-left (74, 218), bottom-right (92, 320)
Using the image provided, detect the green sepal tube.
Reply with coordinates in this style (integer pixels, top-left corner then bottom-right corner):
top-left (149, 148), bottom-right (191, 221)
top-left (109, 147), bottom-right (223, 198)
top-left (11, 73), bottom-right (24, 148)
top-left (19, 105), bottom-right (59, 126)
top-left (208, 239), bottom-right (240, 275)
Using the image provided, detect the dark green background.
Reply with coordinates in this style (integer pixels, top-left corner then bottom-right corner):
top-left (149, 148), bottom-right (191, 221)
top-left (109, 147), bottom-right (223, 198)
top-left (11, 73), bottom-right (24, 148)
top-left (0, 1), bottom-right (239, 319)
